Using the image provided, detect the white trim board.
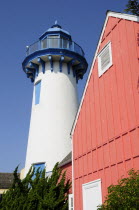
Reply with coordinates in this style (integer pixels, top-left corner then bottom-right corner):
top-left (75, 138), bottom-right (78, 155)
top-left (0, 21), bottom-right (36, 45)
top-left (69, 194), bottom-right (74, 210)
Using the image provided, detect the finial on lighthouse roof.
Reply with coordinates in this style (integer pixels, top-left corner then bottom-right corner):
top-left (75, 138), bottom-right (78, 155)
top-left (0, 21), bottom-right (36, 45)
top-left (51, 21), bottom-right (62, 29)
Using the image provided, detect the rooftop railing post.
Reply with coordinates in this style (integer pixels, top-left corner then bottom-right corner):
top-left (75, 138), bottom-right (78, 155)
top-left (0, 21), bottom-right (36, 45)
top-left (58, 38), bottom-right (60, 48)
top-left (39, 40), bottom-right (41, 50)
top-left (67, 40), bottom-right (69, 49)
top-left (72, 42), bottom-right (74, 52)
top-left (62, 38), bottom-right (63, 49)
top-left (48, 38), bottom-right (50, 48)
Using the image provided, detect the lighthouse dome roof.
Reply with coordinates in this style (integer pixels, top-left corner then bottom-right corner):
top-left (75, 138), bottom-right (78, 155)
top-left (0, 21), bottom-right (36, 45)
top-left (47, 25), bottom-right (70, 35)
top-left (39, 22), bottom-right (71, 40)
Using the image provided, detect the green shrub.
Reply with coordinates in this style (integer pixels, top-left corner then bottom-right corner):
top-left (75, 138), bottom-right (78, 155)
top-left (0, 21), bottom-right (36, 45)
top-left (98, 169), bottom-right (139, 210)
top-left (0, 163), bottom-right (71, 210)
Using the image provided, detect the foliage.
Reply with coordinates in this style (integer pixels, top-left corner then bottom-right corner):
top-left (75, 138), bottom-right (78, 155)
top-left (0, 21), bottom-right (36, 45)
top-left (124, 0), bottom-right (139, 16)
top-left (0, 163), bottom-right (71, 210)
top-left (98, 169), bottom-right (139, 210)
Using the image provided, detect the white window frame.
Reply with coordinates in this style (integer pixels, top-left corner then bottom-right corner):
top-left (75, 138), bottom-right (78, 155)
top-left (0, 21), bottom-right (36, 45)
top-left (82, 179), bottom-right (102, 210)
top-left (69, 194), bottom-right (74, 210)
top-left (98, 41), bottom-right (112, 77)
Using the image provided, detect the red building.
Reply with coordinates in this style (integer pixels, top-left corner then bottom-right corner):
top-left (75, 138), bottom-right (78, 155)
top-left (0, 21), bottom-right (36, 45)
top-left (71, 11), bottom-right (139, 210)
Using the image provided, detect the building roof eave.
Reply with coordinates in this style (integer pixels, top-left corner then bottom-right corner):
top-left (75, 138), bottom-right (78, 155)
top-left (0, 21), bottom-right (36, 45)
top-left (0, 173), bottom-right (20, 189)
top-left (58, 152), bottom-right (72, 167)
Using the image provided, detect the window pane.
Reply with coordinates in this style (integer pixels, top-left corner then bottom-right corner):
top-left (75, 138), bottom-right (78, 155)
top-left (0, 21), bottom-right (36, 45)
top-left (33, 163), bottom-right (45, 172)
top-left (32, 163), bottom-right (45, 179)
top-left (63, 39), bottom-right (69, 49)
top-left (41, 39), bottom-right (47, 49)
top-left (48, 36), bottom-right (59, 48)
top-left (35, 81), bottom-right (41, 105)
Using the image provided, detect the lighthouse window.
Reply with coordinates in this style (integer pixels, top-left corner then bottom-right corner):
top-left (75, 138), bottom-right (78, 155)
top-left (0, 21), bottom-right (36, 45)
top-left (35, 81), bottom-right (41, 105)
top-left (41, 38), bottom-right (47, 49)
top-left (48, 35), bottom-right (59, 48)
top-left (63, 37), bottom-right (69, 49)
top-left (32, 162), bottom-right (45, 179)
top-left (98, 42), bottom-right (112, 77)
top-left (33, 163), bottom-right (45, 172)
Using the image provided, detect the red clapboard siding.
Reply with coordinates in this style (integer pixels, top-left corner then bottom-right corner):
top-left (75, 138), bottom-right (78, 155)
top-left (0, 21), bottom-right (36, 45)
top-left (73, 15), bottom-right (139, 209)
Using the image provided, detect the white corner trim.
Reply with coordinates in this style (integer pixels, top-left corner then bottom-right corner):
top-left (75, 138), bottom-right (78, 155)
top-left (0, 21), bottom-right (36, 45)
top-left (70, 11), bottom-right (139, 136)
top-left (71, 135), bottom-right (75, 209)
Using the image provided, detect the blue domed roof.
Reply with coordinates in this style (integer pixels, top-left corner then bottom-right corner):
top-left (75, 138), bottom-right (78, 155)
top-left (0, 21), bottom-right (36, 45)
top-left (39, 22), bottom-right (71, 40)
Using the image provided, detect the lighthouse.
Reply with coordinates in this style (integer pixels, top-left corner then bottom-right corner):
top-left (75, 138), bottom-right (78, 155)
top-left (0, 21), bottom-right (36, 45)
top-left (22, 22), bottom-right (88, 175)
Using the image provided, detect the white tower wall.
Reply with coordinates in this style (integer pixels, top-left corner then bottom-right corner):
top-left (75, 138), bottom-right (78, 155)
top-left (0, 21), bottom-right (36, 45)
top-left (25, 61), bottom-right (78, 174)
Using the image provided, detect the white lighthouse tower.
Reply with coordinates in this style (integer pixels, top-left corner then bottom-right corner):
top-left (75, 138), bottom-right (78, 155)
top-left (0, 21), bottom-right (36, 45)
top-left (22, 22), bottom-right (88, 175)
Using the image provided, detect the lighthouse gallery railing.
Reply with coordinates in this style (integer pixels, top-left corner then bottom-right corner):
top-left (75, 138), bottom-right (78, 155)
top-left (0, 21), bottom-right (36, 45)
top-left (26, 38), bottom-right (85, 57)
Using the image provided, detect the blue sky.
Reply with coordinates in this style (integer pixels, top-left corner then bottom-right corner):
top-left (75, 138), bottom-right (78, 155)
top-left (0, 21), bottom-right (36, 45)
top-left (0, 0), bottom-right (128, 172)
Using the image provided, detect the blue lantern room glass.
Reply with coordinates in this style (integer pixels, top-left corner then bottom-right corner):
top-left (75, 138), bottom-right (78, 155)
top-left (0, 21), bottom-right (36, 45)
top-left (22, 22), bottom-right (88, 82)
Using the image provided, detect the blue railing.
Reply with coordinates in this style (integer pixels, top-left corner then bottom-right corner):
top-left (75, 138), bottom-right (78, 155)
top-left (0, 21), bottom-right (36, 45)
top-left (26, 38), bottom-right (85, 57)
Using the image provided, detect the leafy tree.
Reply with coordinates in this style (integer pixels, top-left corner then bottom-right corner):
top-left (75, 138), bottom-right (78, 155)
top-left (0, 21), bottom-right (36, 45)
top-left (0, 163), bottom-right (71, 210)
top-left (124, 0), bottom-right (139, 16)
top-left (98, 169), bottom-right (139, 210)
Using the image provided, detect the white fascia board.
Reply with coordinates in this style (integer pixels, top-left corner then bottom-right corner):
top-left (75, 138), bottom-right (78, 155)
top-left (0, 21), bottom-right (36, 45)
top-left (107, 11), bottom-right (139, 22)
top-left (70, 11), bottom-right (139, 136)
